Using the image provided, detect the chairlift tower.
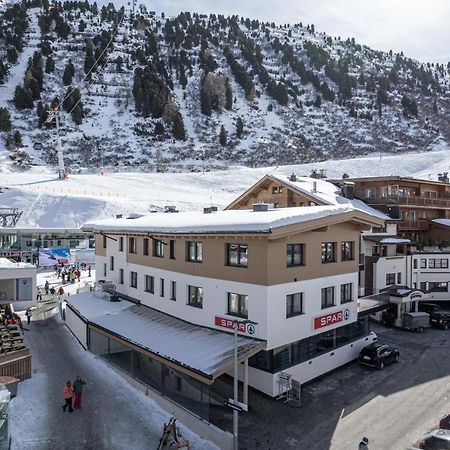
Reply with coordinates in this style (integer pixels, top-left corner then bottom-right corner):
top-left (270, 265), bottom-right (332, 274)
top-left (46, 107), bottom-right (66, 180)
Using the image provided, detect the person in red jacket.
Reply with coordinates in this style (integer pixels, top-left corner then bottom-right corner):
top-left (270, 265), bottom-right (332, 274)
top-left (62, 381), bottom-right (74, 413)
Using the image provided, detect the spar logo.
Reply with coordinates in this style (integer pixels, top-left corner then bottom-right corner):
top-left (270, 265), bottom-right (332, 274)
top-left (314, 308), bottom-right (351, 330)
top-left (214, 316), bottom-right (258, 336)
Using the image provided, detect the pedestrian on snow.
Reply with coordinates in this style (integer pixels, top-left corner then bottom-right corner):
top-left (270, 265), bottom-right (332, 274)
top-left (359, 437), bottom-right (369, 450)
top-left (44, 280), bottom-right (50, 295)
top-left (61, 274), bottom-right (66, 284)
top-left (88, 265), bottom-right (91, 277)
top-left (58, 286), bottom-right (65, 297)
top-left (50, 286), bottom-right (55, 295)
top-left (62, 381), bottom-right (74, 413)
top-left (36, 289), bottom-right (43, 302)
top-left (25, 307), bottom-right (32, 325)
top-left (73, 376), bottom-right (86, 409)
top-left (76, 270), bottom-right (80, 283)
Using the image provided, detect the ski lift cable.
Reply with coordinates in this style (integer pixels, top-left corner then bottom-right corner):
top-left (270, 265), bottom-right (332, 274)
top-left (56, 9), bottom-right (126, 112)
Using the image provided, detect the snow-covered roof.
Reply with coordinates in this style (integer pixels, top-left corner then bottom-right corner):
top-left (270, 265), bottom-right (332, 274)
top-left (0, 227), bottom-right (84, 235)
top-left (83, 205), bottom-right (380, 235)
top-left (66, 291), bottom-right (135, 320)
top-left (67, 293), bottom-right (264, 379)
top-left (363, 235), bottom-right (411, 245)
top-left (433, 219), bottom-right (450, 228)
top-left (269, 174), bottom-right (390, 221)
top-left (0, 258), bottom-right (35, 270)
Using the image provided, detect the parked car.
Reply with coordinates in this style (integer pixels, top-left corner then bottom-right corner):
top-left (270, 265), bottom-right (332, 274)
top-left (419, 303), bottom-right (441, 315)
top-left (402, 312), bottom-right (430, 332)
top-left (430, 311), bottom-right (450, 330)
top-left (440, 413), bottom-right (450, 430)
top-left (358, 343), bottom-right (400, 369)
top-left (418, 429), bottom-right (450, 449)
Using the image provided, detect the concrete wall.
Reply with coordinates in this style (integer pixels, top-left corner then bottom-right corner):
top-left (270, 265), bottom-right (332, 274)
top-left (0, 266), bottom-right (37, 310)
top-left (65, 306), bottom-right (88, 349)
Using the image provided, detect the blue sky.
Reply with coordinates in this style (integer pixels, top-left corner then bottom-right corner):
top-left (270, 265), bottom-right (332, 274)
top-left (126, 0), bottom-right (449, 64)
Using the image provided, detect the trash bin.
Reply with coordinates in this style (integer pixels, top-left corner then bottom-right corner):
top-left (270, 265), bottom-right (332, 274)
top-left (0, 377), bottom-right (19, 398)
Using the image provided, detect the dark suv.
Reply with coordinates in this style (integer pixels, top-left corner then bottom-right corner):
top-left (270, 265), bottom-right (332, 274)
top-left (430, 311), bottom-right (450, 330)
top-left (418, 429), bottom-right (450, 449)
top-left (358, 343), bottom-right (399, 369)
top-left (419, 303), bottom-right (441, 314)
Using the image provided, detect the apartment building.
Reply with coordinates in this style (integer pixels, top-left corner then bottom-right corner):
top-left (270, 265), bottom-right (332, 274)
top-left (329, 174), bottom-right (450, 245)
top-left (73, 205), bottom-right (382, 419)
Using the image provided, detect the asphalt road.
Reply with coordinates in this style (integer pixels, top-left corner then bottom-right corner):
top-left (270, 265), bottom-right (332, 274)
top-left (8, 313), bottom-right (216, 450)
top-left (239, 323), bottom-right (450, 450)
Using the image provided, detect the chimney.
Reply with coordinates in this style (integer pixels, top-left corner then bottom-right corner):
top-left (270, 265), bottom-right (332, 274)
top-left (438, 172), bottom-right (449, 183)
top-left (341, 181), bottom-right (355, 200)
top-left (289, 173), bottom-right (297, 182)
top-left (203, 206), bottom-right (218, 214)
top-left (342, 173), bottom-right (349, 179)
top-left (116, 214), bottom-right (123, 219)
top-left (253, 203), bottom-right (270, 212)
top-left (310, 169), bottom-right (319, 179)
top-left (312, 181), bottom-right (317, 192)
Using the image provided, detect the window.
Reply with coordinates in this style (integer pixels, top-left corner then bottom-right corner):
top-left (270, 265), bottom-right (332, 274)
top-left (119, 269), bottom-right (124, 284)
top-left (102, 235), bottom-right (107, 248)
top-left (188, 286), bottom-right (203, 308)
top-left (228, 293), bottom-right (248, 319)
top-left (403, 211), bottom-right (416, 220)
top-left (413, 259), bottom-right (417, 269)
top-left (428, 259), bottom-right (449, 269)
top-left (321, 287), bottom-right (335, 309)
top-left (286, 244), bottom-right (304, 267)
top-left (424, 191), bottom-right (437, 199)
top-left (286, 293), bottom-right (304, 318)
top-left (341, 241), bottom-right (354, 261)
top-left (170, 281), bottom-right (176, 301)
top-left (160, 279), bottom-right (165, 297)
top-left (143, 238), bottom-right (149, 256)
top-left (227, 244), bottom-right (248, 267)
top-left (321, 242), bottom-right (336, 263)
top-left (130, 271), bottom-right (137, 288)
top-left (170, 240), bottom-right (176, 259)
top-left (385, 273), bottom-right (396, 286)
top-left (110, 256), bottom-right (114, 271)
top-left (428, 282), bottom-right (448, 292)
top-left (153, 239), bottom-right (164, 257)
top-left (420, 282), bottom-right (427, 291)
top-left (397, 272), bottom-right (402, 284)
top-left (145, 275), bottom-right (154, 293)
top-left (340, 283), bottom-right (353, 303)
top-left (187, 241), bottom-right (203, 262)
top-left (420, 259), bottom-right (427, 269)
top-left (367, 188), bottom-right (376, 198)
top-left (103, 263), bottom-right (107, 277)
top-left (272, 186), bottom-right (278, 194)
top-left (129, 237), bottom-right (137, 254)
top-left (119, 237), bottom-right (124, 252)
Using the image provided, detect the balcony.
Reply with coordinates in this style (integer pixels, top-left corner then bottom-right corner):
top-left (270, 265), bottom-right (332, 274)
top-left (398, 220), bottom-right (430, 231)
top-left (366, 195), bottom-right (450, 208)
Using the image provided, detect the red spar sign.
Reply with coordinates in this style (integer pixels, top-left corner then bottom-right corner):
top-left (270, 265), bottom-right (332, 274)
top-left (313, 308), bottom-right (350, 330)
top-left (214, 316), bottom-right (257, 336)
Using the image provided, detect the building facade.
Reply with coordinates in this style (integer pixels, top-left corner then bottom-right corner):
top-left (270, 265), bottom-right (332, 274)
top-left (81, 205), bottom-right (383, 398)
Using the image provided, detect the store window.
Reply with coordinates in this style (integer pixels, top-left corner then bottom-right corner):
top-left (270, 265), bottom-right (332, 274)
top-left (227, 293), bottom-right (248, 318)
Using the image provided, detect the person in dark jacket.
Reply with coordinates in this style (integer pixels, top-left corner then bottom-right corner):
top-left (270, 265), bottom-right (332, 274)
top-left (358, 437), bottom-right (369, 450)
top-left (73, 376), bottom-right (86, 409)
top-left (62, 381), bottom-right (74, 413)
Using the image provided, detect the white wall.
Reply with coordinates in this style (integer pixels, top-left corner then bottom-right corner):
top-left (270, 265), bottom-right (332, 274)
top-left (373, 255), bottom-right (407, 292)
top-left (0, 266), bottom-right (37, 310)
top-left (65, 306), bottom-right (88, 349)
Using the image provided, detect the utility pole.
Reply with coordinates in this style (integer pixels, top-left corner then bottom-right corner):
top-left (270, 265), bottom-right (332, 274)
top-left (233, 322), bottom-right (238, 450)
top-left (46, 107), bottom-right (66, 180)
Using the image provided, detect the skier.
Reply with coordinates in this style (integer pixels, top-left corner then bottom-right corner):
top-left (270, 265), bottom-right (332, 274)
top-left (73, 376), bottom-right (86, 409)
top-left (62, 381), bottom-right (74, 413)
top-left (44, 280), bottom-right (50, 295)
top-left (76, 269), bottom-right (80, 283)
top-left (25, 307), bottom-right (32, 325)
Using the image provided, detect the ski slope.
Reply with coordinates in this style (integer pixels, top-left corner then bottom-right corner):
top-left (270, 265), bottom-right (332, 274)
top-left (1, 146), bottom-right (449, 228)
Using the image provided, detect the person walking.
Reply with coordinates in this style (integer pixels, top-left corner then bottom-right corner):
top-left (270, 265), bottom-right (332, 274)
top-left (358, 437), bottom-right (369, 450)
top-left (58, 286), bottom-right (65, 299)
top-left (44, 280), bottom-right (50, 295)
top-left (25, 307), bottom-right (32, 325)
top-left (36, 288), bottom-right (43, 302)
top-left (62, 381), bottom-right (74, 413)
top-left (73, 376), bottom-right (86, 409)
top-left (88, 265), bottom-right (92, 277)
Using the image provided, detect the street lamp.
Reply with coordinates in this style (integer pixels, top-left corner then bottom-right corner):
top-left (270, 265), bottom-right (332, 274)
top-left (230, 318), bottom-right (257, 450)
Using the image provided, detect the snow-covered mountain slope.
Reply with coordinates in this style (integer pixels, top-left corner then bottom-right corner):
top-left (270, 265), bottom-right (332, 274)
top-left (0, 2), bottom-right (449, 173)
top-left (1, 146), bottom-right (449, 228)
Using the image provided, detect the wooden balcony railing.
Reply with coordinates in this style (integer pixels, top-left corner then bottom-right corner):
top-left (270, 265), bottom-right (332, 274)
top-left (367, 195), bottom-right (450, 208)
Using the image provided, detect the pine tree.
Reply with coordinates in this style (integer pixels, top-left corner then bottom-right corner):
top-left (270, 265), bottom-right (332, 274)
top-left (225, 80), bottom-right (233, 110)
top-left (219, 125), bottom-right (227, 146)
top-left (84, 40), bottom-right (95, 75)
top-left (236, 117), bottom-right (243, 138)
top-left (154, 121), bottom-right (165, 137)
top-left (72, 104), bottom-right (83, 125)
top-left (0, 108), bottom-right (12, 132)
top-left (45, 56), bottom-right (55, 73)
top-left (13, 130), bottom-right (22, 147)
top-left (172, 112), bottom-right (186, 140)
top-left (6, 47), bottom-right (18, 64)
top-left (314, 95), bottom-right (322, 108)
top-left (63, 61), bottom-right (75, 86)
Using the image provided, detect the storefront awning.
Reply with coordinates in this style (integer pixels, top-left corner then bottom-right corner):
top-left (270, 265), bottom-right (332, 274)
top-left (67, 292), bottom-right (265, 383)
